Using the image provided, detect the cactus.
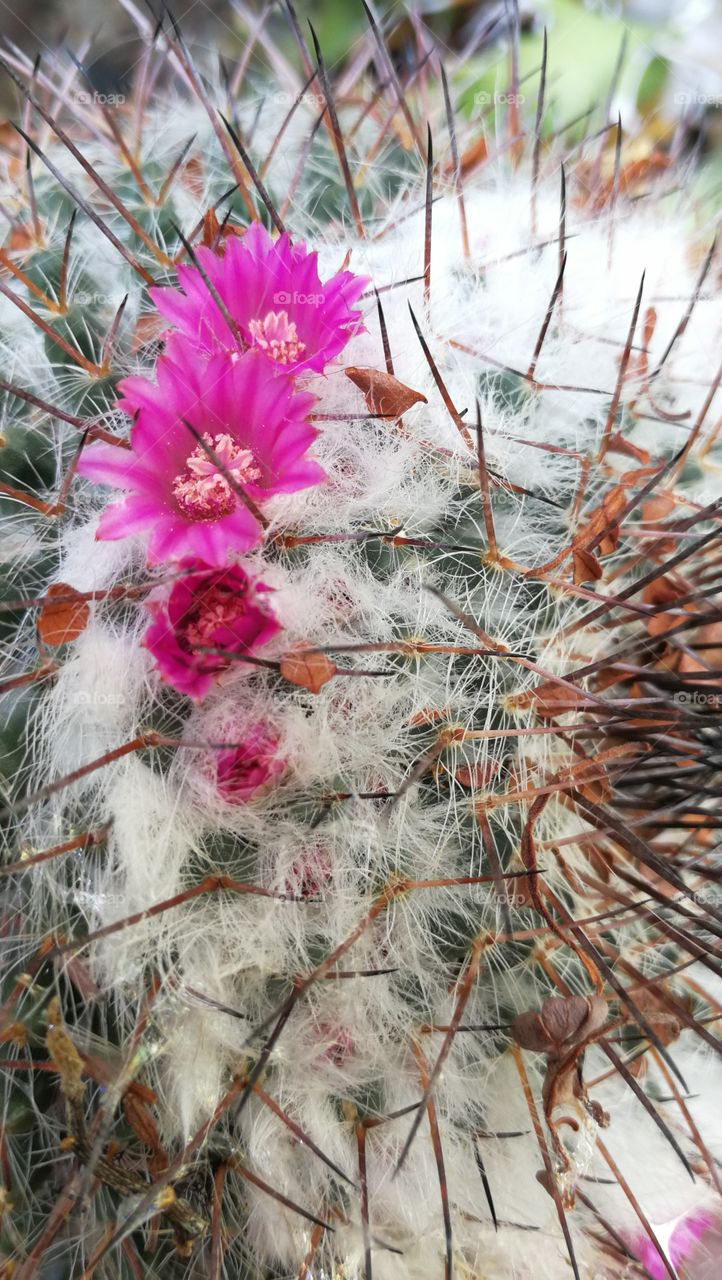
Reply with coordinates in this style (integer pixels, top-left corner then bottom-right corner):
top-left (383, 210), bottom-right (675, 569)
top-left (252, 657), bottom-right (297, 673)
top-left (1, 5), bottom-right (722, 1279)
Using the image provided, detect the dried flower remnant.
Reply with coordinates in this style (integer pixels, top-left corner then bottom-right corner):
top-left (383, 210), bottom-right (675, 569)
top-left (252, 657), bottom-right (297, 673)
top-left (344, 366), bottom-right (428, 418)
top-left (513, 995), bottom-right (609, 1114)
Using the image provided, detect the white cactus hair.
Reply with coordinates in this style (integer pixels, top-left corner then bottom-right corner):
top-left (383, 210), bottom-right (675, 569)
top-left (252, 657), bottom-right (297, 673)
top-left (1, 4), bottom-right (722, 1279)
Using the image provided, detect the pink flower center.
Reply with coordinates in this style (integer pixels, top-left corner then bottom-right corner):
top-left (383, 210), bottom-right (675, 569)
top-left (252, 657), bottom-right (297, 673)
top-left (248, 310), bottom-right (306, 365)
top-left (184, 584), bottom-right (248, 651)
top-left (172, 432), bottom-right (260, 522)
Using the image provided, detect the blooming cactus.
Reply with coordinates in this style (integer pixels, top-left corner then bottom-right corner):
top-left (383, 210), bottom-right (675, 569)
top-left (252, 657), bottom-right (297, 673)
top-left (78, 341), bottom-right (323, 561)
top-left (150, 222), bottom-right (369, 372)
top-left (1, 6), bottom-right (722, 1280)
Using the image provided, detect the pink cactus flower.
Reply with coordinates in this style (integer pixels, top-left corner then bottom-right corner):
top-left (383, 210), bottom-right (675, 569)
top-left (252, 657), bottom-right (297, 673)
top-left (77, 345), bottom-right (322, 565)
top-left (213, 722), bottom-right (285, 804)
top-left (150, 221), bottom-right (368, 375)
top-left (635, 1210), bottom-right (717, 1279)
top-left (144, 560), bottom-right (279, 700)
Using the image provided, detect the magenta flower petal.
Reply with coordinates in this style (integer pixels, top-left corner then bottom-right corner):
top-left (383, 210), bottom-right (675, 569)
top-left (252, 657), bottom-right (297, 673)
top-left (671, 1211), bottom-right (717, 1271)
top-left (78, 346), bottom-right (323, 566)
top-left (116, 375), bottom-right (166, 418)
top-left (144, 559), bottom-right (280, 700)
top-left (264, 459), bottom-right (327, 493)
top-left (96, 496), bottom-right (161, 540)
top-left (78, 443), bottom-right (145, 488)
top-left (146, 517), bottom-right (211, 566)
top-left (149, 221), bottom-right (369, 375)
top-left (633, 1211), bottom-right (717, 1280)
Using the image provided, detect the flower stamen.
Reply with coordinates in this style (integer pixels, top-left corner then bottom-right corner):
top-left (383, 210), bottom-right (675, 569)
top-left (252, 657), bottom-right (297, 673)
top-left (248, 310), bottom-right (306, 365)
top-left (172, 432), bottom-right (261, 521)
top-left (184, 584), bottom-right (249, 651)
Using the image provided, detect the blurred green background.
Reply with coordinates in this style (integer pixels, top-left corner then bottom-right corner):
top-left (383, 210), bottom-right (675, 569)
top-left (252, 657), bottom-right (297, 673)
top-left (1, 0), bottom-right (721, 183)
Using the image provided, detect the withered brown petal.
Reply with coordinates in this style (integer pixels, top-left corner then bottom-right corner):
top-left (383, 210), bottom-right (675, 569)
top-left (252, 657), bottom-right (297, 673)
top-left (345, 367), bottom-right (428, 419)
top-left (454, 761), bottom-right (501, 789)
top-left (38, 583), bottom-right (90, 646)
top-left (572, 548), bottom-right (603, 585)
top-left (540, 995), bottom-right (592, 1047)
top-left (526, 681), bottom-right (587, 720)
top-left (511, 1010), bottom-right (551, 1052)
top-left (584, 995), bottom-right (610, 1038)
top-left (131, 312), bottom-right (166, 354)
top-left (280, 649), bottom-right (337, 694)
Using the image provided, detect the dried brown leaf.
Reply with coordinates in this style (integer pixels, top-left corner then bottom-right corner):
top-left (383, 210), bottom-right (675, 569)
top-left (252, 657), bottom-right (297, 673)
top-left (280, 649), bottom-right (337, 694)
top-left (38, 584), bottom-right (89, 646)
top-left (573, 548), bottom-right (604, 585)
top-left (345, 366), bottom-right (427, 419)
